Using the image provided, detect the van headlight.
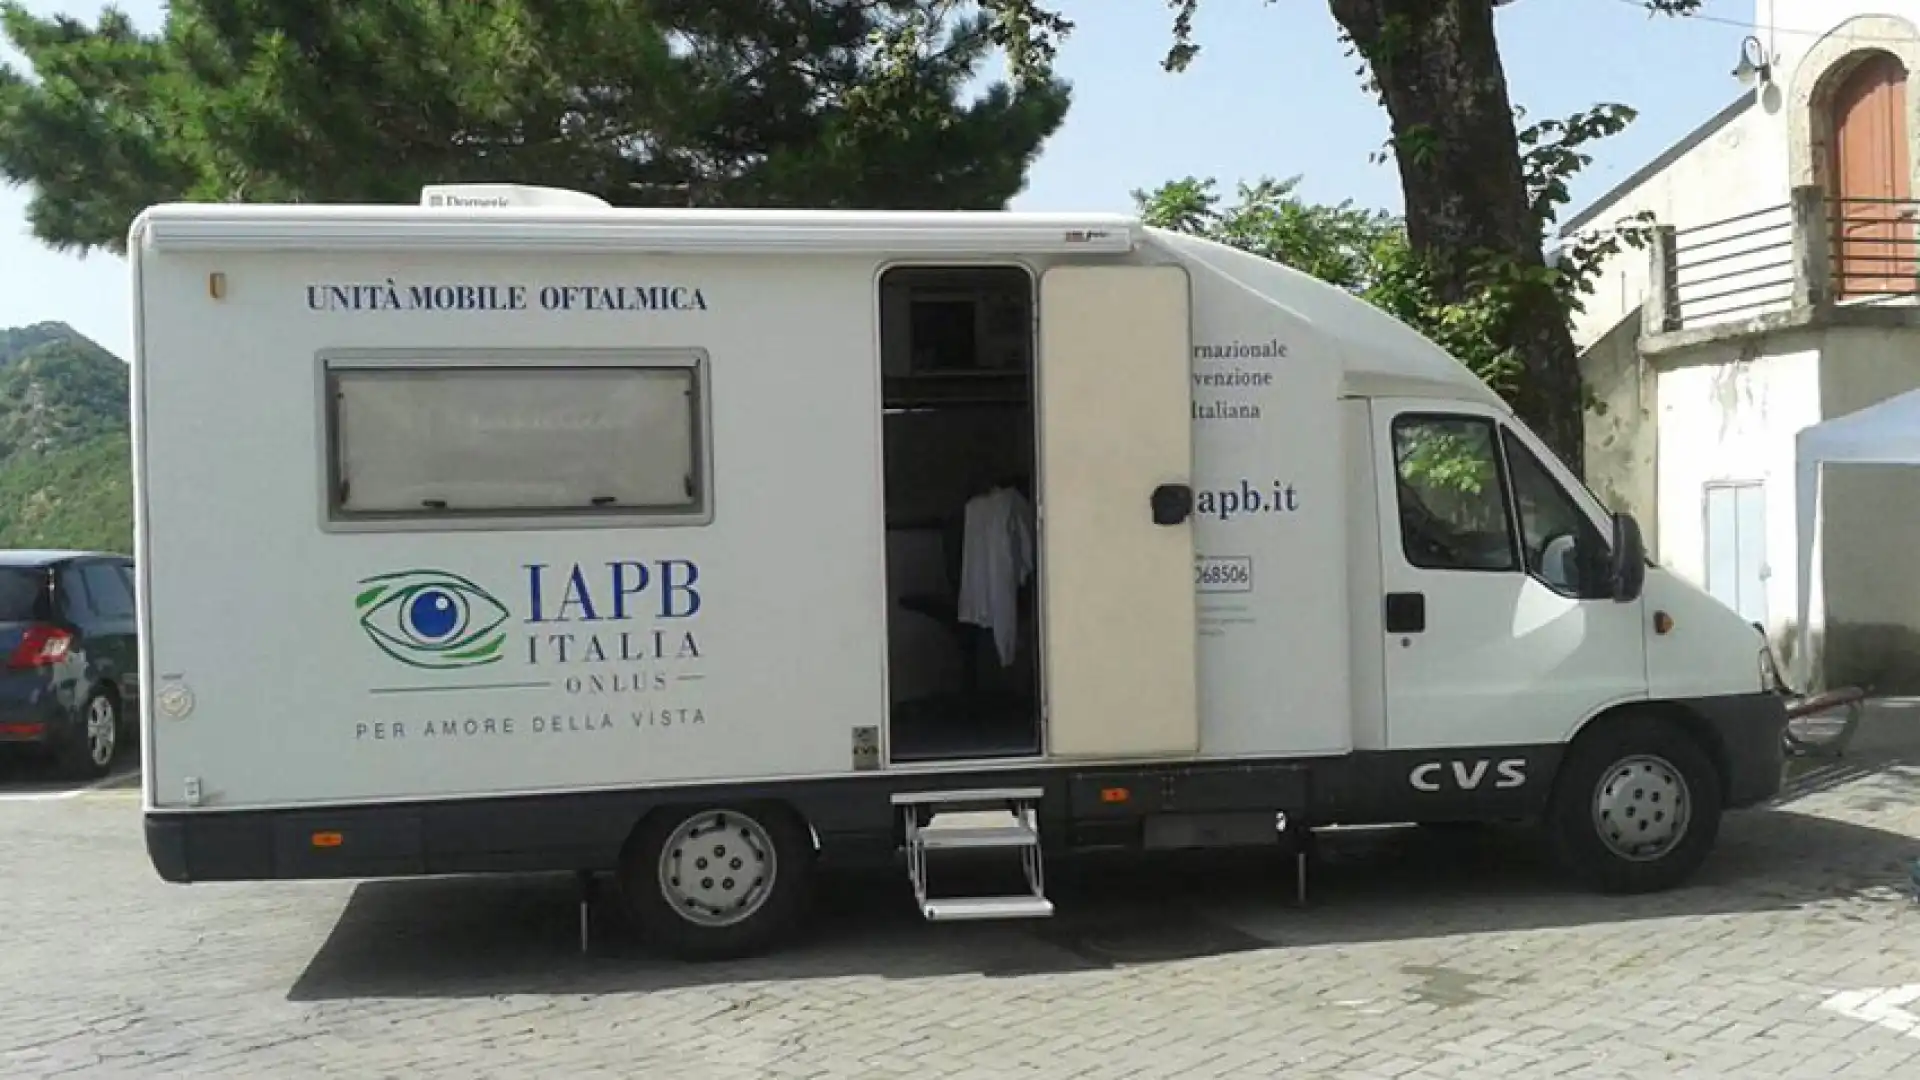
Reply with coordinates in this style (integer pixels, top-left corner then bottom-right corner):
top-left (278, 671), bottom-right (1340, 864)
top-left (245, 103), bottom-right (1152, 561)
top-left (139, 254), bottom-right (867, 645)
top-left (1758, 643), bottom-right (1778, 692)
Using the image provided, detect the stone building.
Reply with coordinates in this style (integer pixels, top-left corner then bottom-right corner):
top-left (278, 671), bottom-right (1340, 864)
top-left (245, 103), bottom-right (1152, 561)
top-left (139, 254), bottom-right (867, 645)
top-left (1569, 2), bottom-right (1920, 689)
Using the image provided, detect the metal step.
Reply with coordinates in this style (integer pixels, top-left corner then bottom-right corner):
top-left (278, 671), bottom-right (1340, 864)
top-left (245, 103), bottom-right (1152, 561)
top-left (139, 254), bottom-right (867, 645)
top-left (918, 810), bottom-right (1037, 850)
top-left (923, 895), bottom-right (1055, 921)
top-left (901, 791), bottom-right (1051, 923)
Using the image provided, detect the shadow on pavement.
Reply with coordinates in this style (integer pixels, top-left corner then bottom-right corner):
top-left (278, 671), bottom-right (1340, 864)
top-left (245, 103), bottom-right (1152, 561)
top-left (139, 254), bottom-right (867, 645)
top-left (285, 753), bottom-right (1920, 1002)
top-left (0, 756), bottom-right (139, 797)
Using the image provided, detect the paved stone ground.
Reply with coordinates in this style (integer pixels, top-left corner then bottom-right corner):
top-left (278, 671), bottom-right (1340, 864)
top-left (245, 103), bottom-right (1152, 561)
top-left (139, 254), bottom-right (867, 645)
top-left (5, 716), bottom-right (1920, 1079)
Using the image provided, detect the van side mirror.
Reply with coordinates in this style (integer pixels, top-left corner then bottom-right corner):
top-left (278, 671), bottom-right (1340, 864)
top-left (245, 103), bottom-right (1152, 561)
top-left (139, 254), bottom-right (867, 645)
top-left (1609, 512), bottom-right (1647, 602)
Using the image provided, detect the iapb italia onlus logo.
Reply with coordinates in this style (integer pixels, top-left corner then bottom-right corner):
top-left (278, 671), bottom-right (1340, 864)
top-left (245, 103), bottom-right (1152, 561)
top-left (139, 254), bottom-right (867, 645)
top-left (353, 560), bottom-right (706, 674)
top-left (350, 562), bottom-right (710, 739)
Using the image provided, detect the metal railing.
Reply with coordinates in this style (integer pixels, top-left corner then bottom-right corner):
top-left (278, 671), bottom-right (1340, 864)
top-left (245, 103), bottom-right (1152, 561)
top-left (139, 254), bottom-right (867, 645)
top-left (1829, 196), bottom-right (1920, 302)
top-left (1646, 188), bottom-right (1920, 338)
top-left (1669, 203), bottom-right (1795, 327)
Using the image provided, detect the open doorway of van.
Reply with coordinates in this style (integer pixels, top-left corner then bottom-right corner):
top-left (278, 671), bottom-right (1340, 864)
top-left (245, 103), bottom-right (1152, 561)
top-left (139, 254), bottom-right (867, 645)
top-left (878, 265), bottom-right (1041, 762)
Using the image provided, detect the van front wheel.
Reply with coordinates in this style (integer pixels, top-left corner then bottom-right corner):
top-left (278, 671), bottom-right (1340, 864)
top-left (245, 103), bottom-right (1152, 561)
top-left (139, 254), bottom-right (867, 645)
top-left (619, 802), bottom-right (812, 961)
top-left (1547, 715), bottom-right (1723, 894)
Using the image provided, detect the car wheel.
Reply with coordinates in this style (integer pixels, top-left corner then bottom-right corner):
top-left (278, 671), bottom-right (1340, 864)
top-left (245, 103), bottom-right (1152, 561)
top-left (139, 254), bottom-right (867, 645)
top-left (618, 802), bottom-right (813, 961)
top-left (57, 692), bottom-right (119, 781)
top-left (1547, 713), bottom-right (1722, 895)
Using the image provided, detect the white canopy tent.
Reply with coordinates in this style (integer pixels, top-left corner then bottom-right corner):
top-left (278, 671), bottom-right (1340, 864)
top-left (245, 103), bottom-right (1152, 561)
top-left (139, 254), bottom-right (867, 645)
top-left (1793, 386), bottom-right (1920, 687)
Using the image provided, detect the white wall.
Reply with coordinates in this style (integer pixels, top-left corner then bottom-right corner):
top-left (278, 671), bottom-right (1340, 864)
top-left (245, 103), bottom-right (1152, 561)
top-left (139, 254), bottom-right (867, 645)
top-left (1567, 2), bottom-right (1920, 346)
top-left (1568, 101), bottom-right (1789, 349)
top-left (1765, 1), bottom-right (1920, 89)
top-left (1573, 5), bottom-right (1920, 350)
top-left (1578, 315), bottom-right (1657, 535)
top-left (1654, 345), bottom-right (1821, 641)
top-left (1574, 5), bottom-right (1920, 687)
top-left (1647, 321), bottom-right (1920, 690)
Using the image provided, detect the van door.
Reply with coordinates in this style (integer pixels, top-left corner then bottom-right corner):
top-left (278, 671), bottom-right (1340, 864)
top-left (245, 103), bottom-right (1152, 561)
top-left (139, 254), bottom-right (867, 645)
top-left (1704, 481), bottom-right (1769, 625)
top-left (1038, 264), bottom-right (1199, 758)
top-left (1371, 400), bottom-right (1647, 753)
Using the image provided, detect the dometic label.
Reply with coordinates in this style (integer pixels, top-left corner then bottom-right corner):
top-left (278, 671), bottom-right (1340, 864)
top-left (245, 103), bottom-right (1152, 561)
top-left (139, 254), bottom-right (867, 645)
top-left (426, 193), bottom-right (511, 208)
top-left (304, 281), bottom-right (708, 313)
top-left (349, 560), bottom-right (709, 748)
top-left (1408, 758), bottom-right (1528, 792)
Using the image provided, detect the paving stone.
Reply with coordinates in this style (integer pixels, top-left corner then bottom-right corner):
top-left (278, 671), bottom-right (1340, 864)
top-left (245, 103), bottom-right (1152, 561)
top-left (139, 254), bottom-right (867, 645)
top-left (4, 750), bottom-right (1920, 1078)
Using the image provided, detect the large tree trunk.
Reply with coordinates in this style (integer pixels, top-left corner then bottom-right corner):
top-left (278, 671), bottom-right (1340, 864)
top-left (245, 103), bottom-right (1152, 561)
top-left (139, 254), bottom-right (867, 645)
top-left (1329, 0), bottom-right (1584, 474)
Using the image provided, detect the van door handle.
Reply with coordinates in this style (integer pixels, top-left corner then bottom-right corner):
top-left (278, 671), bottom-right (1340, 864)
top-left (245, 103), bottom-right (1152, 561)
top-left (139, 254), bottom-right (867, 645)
top-left (1384, 592), bottom-right (1426, 634)
top-left (1150, 483), bottom-right (1193, 525)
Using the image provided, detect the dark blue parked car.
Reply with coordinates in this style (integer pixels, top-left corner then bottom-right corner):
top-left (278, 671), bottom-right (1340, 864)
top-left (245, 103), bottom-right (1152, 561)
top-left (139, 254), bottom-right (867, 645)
top-left (0, 551), bottom-right (139, 779)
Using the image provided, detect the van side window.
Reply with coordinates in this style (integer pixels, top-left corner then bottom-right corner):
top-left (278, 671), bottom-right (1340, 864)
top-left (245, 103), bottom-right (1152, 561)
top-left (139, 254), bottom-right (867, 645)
top-left (325, 358), bottom-right (707, 525)
top-left (1501, 429), bottom-right (1609, 598)
top-left (1390, 415), bottom-right (1518, 573)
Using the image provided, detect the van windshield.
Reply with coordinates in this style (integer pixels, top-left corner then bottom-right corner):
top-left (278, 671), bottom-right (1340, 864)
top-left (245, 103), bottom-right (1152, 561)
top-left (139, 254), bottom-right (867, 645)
top-left (0, 568), bottom-right (49, 622)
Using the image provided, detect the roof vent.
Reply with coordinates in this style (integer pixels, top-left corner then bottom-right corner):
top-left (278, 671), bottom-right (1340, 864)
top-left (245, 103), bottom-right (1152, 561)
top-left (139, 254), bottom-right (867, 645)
top-left (418, 184), bottom-right (610, 210)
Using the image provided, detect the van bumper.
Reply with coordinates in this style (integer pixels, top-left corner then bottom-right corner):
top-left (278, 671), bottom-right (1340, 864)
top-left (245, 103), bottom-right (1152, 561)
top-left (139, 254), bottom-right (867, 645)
top-left (144, 814), bottom-right (192, 883)
top-left (1689, 691), bottom-right (1789, 809)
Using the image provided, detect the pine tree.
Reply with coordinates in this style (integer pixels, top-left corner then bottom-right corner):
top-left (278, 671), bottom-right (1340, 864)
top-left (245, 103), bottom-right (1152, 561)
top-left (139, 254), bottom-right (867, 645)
top-left (0, 0), bottom-right (1071, 255)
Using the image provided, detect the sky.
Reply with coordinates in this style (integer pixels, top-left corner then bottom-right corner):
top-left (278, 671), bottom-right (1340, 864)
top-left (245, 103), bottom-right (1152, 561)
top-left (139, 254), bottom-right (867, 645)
top-left (0, 0), bottom-right (1770, 360)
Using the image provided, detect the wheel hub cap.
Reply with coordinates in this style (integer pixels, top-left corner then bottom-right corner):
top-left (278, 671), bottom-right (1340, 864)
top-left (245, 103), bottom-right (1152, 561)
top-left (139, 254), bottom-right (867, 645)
top-left (87, 698), bottom-right (116, 766)
top-left (1592, 753), bottom-right (1690, 861)
top-left (657, 810), bottom-right (776, 927)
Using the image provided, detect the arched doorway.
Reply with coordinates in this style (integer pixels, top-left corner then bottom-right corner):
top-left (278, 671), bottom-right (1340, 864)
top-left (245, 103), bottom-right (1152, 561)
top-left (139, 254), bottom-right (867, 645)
top-left (1829, 52), bottom-right (1913, 297)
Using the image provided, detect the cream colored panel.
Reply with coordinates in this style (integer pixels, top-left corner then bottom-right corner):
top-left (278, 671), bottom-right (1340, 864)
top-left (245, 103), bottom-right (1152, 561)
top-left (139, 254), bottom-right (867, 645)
top-left (1039, 265), bottom-right (1198, 758)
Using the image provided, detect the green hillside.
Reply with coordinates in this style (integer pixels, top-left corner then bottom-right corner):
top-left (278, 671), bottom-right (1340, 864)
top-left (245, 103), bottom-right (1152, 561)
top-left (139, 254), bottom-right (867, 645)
top-left (0, 322), bottom-right (132, 554)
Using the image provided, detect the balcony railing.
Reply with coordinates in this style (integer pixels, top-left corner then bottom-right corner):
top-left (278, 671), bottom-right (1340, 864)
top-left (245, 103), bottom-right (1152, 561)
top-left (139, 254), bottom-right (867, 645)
top-left (1643, 185), bottom-right (1920, 338)
top-left (1669, 204), bottom-right (1795, 327)
top-left (1829, 195), bottom-right (1920, 300)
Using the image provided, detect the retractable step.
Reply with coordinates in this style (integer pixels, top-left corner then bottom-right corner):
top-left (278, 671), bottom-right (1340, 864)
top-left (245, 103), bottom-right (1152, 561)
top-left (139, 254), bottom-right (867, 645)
top-left (895, 788), bottom-right (1052, 922)
top-left (923, 896), bottom-right (1054, 920)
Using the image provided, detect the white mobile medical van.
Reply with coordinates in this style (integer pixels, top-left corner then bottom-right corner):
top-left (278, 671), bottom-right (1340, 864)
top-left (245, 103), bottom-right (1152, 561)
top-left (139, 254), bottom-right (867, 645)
top-left (131, 185), bottom-right (1786, 960)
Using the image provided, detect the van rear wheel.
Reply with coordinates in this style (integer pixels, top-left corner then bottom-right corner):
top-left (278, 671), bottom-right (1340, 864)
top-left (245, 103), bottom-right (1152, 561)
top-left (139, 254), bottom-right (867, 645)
top-left (618, 803), bottom-right (812, 961)
top-left (1547, 714), bottom-right (1722, 895)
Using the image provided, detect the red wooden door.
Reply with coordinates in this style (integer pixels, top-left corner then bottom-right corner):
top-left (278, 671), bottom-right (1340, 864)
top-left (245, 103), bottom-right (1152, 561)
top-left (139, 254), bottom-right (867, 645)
top-left (1831, 53), bottom-right (1913, 297)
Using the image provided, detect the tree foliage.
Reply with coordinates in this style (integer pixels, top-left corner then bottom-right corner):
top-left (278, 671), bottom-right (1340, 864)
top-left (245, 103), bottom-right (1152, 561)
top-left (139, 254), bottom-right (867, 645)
top-left (986, 0), bottom-right (1699, 472)
top-left (1137, 174), bottom-right (1507, 501)
top-left (1136, 104), bottom-right (1654, 403)
top-left (0, 0), bottom-right (1072, 254)
top-left (1138, 175), bottom-right (1509, 387)
top-left (1135, 92), bottom-right (1656, 501)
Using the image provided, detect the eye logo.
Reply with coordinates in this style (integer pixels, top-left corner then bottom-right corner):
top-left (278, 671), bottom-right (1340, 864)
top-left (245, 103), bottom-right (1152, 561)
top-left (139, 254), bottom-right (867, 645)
top-left (354, 569), bottom-right (510, 670)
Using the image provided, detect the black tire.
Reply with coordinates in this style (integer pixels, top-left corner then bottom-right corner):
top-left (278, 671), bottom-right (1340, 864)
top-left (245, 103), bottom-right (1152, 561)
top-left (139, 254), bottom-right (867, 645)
top-left (55, 691), bottom-right (119, 781)
top-left (1547, 713), bottom-right (1722, 894)
top-left (618, 802), bottom-right (813, 961)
